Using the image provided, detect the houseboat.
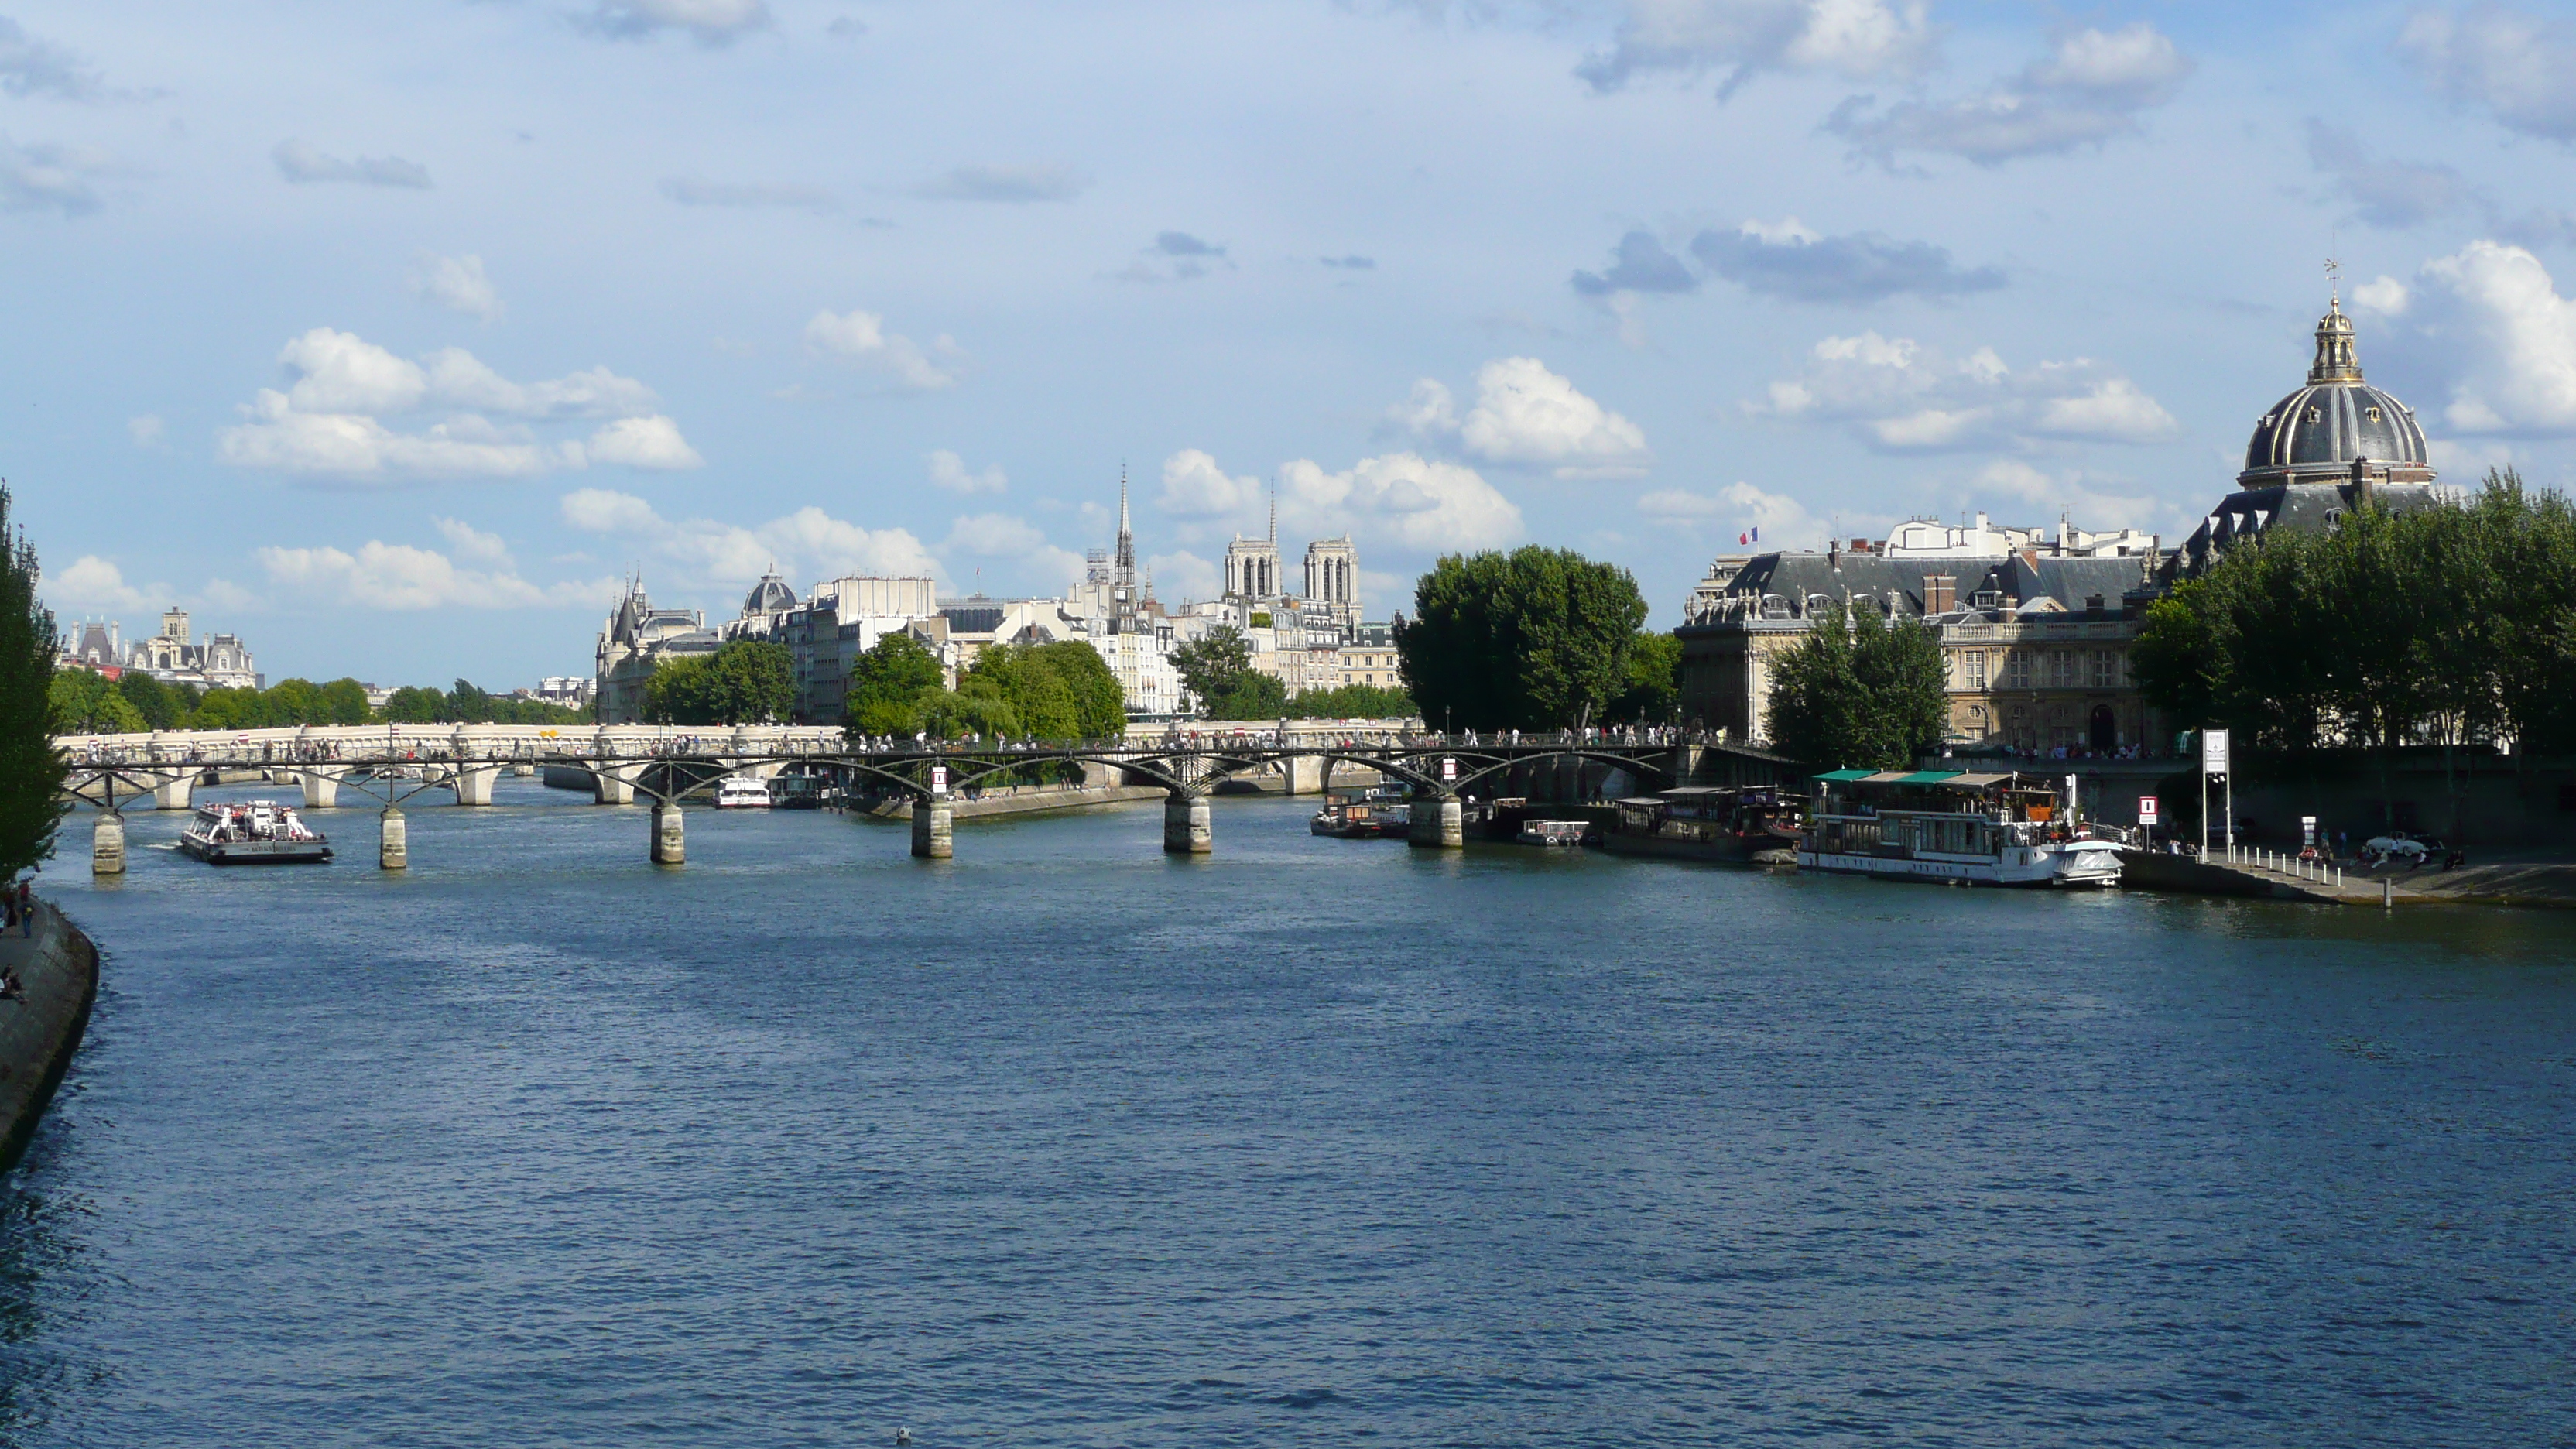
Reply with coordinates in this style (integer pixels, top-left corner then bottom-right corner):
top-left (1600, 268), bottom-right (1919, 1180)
top-left (178, 800), bottom-right (334, 865)
top-left (1312, 791), bottom-right (1409, 838)
top-left (1517, 818), bottom-right (1591, 848)
top-left (1798, 769), bottom-right (2122, 888)
top-left (1601, 785), bottom-right (1800, 865)
top-left (713, 775), bottom-right (772, 810)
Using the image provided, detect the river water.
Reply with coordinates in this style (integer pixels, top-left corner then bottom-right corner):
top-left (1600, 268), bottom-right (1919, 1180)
top-left (5, 780), bottom-right (2573, 1446)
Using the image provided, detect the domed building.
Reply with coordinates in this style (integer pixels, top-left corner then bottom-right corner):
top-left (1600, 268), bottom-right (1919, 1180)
top-left (2169, 294), bottom-right (2444, 578)
top-left (739, 570), bottom-right (799, 619)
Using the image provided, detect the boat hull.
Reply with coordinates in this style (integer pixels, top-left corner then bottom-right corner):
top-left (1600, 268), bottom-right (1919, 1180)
top-left (1796, 844), bottom-right (2121, 887)
top-left (178, 836), bottom-right (334, 865)
top-left (1599, 830), bottom-right (1796, 866)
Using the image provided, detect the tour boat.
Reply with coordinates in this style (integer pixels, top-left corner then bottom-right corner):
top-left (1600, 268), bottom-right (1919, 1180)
top-left (1601, 786), bottom-right (1800, 865)
top-left (713, 775), bottom-right (772, 810)
top-left (1518, 818), bottom-right (1591, 848)
top-left (178, 800), bottom-right (334, 865)
top-left (1311, 794), bottom-right (1408, 838)
top-left (1798, 769), bottom-right (2122, 888)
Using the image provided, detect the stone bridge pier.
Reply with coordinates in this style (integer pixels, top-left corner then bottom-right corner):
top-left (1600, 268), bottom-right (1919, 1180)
top-left (447, 765), bottom-right (501, 807)
top-left (1164, 794), bottom-right (1211, 855)
top-left (911, 797), bottom-right (952, 858)
top-left (590, 762), bottom-right (641, 805)
top-left (91, 812), bottom-right (125, 875)
top-left (379, 809), bottom-right (408, 871)
top-left (652, 801), bottom-right (685, 865)
top-left (1409, 795), bottom-right (1464, 848)
top-left (299, 765), bottom-right (351, 810)
top-left (152, 771), bottom-right (194, 811)
top-left (1281, 754), bottom-right (1330, 796)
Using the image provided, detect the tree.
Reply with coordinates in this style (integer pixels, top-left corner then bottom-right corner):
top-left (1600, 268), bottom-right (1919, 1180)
top-left (1171, 625), bottom-right (1257, 715)
top-left (1763, 603), bottom-right (1946, 769)
top-left (317, 677), bottom-right (373, 725)
top-left (48, 670), bottom-right (146, 734)
top-left (1397, 547), bottom-right (1649, 731)
top-left (0, 485), bottom-right (67, 878)
top-left (1609, 630), bottom-right (1680, 724)
top-left (117, 670), bottom-right (183, 729)
top-left (379, 686), bottom-right (447, 724)
top-left (845, 631), bottom-right (946, 736)
top-left (642, 641), bottom-right (796, 726)
top-left (1285, 683), bottom-right (1415, 719)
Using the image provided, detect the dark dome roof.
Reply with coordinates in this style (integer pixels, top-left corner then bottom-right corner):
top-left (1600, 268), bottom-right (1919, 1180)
top-left (2245, 381), bottom-right (2427, 472)
top-left (2240, 301), bottom-right (2430, 485)
top-left (742, 572), bottom-right (798, 616)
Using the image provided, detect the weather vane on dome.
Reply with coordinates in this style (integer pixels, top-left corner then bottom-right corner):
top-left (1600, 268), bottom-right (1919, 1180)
top-left (2325, 249), bottom-right (2341, 308)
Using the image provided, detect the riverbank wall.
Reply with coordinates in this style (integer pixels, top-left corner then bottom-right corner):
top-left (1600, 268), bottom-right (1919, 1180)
top-left (0, 901), bottom-right (99, 1173)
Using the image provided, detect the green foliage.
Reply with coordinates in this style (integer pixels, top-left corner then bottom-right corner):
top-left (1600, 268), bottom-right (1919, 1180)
top-left (2134, 471), bottom-right (2576, 755)
top-left (932, 641), bottom-right (1124, 741)
top-left (1609, 630), bottom-right (1681, 723)
top-left (1763, 602), bottom-right (1948, 769)
top-left (1249, 611), bottom-right (1273, 629)
top-left (642, 641), bottom-right (796, 726)
top-left (0, 485), bottom-right (67, 876)
top-left (116, 670), bottom-right (183, 729)
top-left (1397, 547), bottom-right (1649, 730)
top-left (49, 668), bottom-right (146, 734)
top-left (379, 686), bottom-right (447, 724)
top-left (1285, 683), bottom-right (1415, 719)
top-left (844, 632), bottom-right (946, 737)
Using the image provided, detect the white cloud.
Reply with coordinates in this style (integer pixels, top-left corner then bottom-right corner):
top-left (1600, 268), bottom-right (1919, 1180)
top-left (409, 253), bottom-right (504, 320)
top-left (259, 537), bottom-right (614, 611)
top-left (943, 512), bottom-right (1087, 590)
top-left (1748, 331), bottom-right (2175, 450)
top-left (2401, 5), bottom-right (2576, 142)
top-left (559, 488), bottom-right (942, 587)
top-left (909, 163), bottom-right (1091, 203)
top-left (1395, 357), bottom-right (1650, 478)
top-left (216, 328), bottom-right (698, 481)
top-left (1146, 550), bottom-right (1221, 601)
top-left (1577, 0), bottom-right (1935, 97)
top-left (584, 415), bottom-right (704, 470)
top-left (2406, 240), bottom-right (2576, 433)
top-left (1157, 448), bottom-right (1263, 518)
top-left (580, 0), bottom-right (772, 45)
top-left (1639, 481), bottom-right (1837, 548)
top-left (2355, 275), bottom-right (2411, 315)
top-left (126, 414), bottom-right (163, 448)
top-left (1277, 451), bottom-right (1523, 550)
top-left (272, 139), bottom-right (431, 188)
top-left (1972, 459), bottom-right (2165, 535)
top-left (927, 450), bottom-right (1007, 495)
top-left (803, 308), bottom-right (961, 390)
top-left (0, 131), bottom-right (109, 215)
top-left (659, 176), bottom-right (836, 211)
top-left (47, 555), bottom-right (149, 612)
top-left (431, 517), bottom-right (513, 567)
top-left (0, 17), bottom-right (107, 101)
top-left (1829, 23), bottom-right (2191, 167)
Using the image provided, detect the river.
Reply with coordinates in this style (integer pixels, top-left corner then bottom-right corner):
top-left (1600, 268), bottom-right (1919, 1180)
top-left (5, 779), bottom-right (2572, 1446)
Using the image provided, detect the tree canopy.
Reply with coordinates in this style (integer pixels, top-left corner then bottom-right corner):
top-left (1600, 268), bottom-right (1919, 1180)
top-left (844, 631), bottom-right (946, 736)
top-left (917, 640), bottom-right (1125, 742)
top-left (1609, 630), bottom-right (1680, 724)
top-left (1284, 682), bottom-right (1414, 719)
top-left (643, 641), bottom-right (796, 726)
top-left (1762, 601), bottom-right (1947, 769)
top-left (1, 485), bottom-right (67, 878)
top-left (1396, 547), bottom-right (1649, 730)
top-left (2133, 470), bottom-right (2576, 755)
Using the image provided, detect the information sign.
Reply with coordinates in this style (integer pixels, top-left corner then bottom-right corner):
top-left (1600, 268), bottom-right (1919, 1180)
top-left (930, 764), bottom-right (948, 796)
top-left (1441, 756), bottom-right (1458, 783)
top-left (2138, 796), bottom-right (2160, 824)
top-left (2201, 728), bottom-right (2230, 775)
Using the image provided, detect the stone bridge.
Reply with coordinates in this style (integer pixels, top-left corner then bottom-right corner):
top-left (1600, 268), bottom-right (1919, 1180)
top-left (53, 721), bottom-right (1784, 872)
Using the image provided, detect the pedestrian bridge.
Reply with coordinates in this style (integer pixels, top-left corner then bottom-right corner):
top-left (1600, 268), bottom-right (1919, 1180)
top-left (53, 720), bottom-right (1785, 872)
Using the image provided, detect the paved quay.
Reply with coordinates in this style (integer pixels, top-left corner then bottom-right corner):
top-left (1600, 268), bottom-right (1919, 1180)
top-left (0, 894), bottom-right (100, 1171)
top-left (2122, 847), bottom-right (2576, 909)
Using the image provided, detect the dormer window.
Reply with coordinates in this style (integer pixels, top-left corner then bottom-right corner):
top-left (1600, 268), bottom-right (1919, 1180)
top-left (2304, 406), bottom-right (2322, 424)
top-left (2365, 406), bottom-right (2383, 423)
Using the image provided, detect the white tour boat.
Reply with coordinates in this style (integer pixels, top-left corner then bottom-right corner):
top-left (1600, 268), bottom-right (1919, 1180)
top-left (178, 800), bottom-right (334, 865)
top-left (713, 775), bottom-right (772, 810)
top-left (1799, 769), bottom-right (2122, 888)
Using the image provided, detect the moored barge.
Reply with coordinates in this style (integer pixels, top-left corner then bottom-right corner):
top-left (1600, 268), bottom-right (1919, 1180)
top-left (1799, 769), bottom-right (2120, 887)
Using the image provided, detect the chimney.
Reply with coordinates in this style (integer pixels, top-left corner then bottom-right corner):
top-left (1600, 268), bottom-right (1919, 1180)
top-left (1828, 539), bottom-right (1841, 569)
top-left (1923, 574), bottom-right (1956, 614)
top-left (2352, 454), bottom-right (2375, 512)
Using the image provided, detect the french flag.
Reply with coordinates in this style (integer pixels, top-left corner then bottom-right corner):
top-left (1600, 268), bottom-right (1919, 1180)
top-left (1738, 526), bottom-right (1759, 546)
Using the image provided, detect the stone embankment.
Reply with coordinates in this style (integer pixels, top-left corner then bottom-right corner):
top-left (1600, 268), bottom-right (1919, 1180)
top-left (0, 899), bottom-right (99, 1172)
top-left (2119, 848), bottom-right (2576, 909)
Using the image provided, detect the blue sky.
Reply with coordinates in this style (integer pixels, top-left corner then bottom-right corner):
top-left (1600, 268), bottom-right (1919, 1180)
top-left (9, 0), bottom-right (2576, 687)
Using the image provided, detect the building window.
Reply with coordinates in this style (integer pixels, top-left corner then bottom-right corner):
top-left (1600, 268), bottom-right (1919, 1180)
top-left (2006, 650), bottom-right (2029, 689)
top-left (1965, 650), bottom-right (1987, 690)
top-left (2090, 650), bottom-right (2115, 688)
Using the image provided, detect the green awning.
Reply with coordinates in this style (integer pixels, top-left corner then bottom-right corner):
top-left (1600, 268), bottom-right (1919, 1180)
top-left (1813, 769), bottom-right (1876, 781)
top-left (1893, 770), bottom-right (1964, 785)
